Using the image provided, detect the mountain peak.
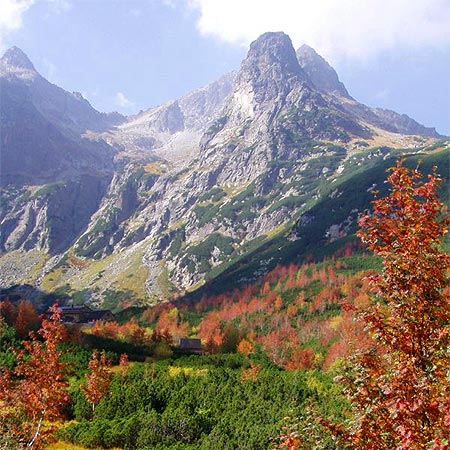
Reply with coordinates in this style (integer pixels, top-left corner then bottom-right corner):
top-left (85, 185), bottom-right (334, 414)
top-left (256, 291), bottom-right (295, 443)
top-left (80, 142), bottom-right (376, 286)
top-left (1, 46), bottom-right (36, 71)
top-left (296, 44), bottom-right (350, 98)
top-left (297, 44), bottom-right (319, 57)
top-left (216, 32), bottom-right (309, 125)
top-left (245, 32), bottom-right (303, 78)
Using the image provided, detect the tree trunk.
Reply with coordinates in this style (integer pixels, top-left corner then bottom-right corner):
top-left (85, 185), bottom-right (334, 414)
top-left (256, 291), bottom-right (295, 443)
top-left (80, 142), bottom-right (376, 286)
top-left (27, 409), bottom-right (45, 448)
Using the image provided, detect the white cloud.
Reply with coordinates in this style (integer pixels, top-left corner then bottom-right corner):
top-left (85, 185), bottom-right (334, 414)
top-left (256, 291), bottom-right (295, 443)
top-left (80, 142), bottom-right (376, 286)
top-left (0, 0), bottom-right (34, 49)
top-left (115, 92), bottom-right (135, 109)
top-left (0, 0), bottom-right (71, 50)
top-left (188, 0), bottom-right (450, 62)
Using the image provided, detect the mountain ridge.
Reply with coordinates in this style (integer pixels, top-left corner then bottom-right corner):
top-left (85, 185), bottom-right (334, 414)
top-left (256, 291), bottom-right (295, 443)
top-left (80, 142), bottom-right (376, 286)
top-left (0, 33), bottom-right (446, 308)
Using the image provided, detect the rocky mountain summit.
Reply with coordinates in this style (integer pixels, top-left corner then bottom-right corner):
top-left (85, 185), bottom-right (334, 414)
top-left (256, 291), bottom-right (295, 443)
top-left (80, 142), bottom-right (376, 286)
top-left (0, 46), bottom-right (36, 72)
top-left (0, 32), bottom-right (445, 307)
top-left (106, 71), bottom-right (235, 165)
top-left (296, 44), bottom-right (351, 98)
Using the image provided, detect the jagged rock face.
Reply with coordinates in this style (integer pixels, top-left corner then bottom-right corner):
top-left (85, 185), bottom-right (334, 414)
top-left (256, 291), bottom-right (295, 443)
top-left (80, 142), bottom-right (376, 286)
top-left (372, 108), bottom-right (440, 136)
top-left (0, 48), bottom-right (116, 254)
top-left (179, 72), bottom-right (236, 129)
top-left (0, 78), bottom-right (115, 187)
top-left (153, 101), bottom-right (184, 133)
top-left (335, 99), bottom-right (441, 137)
top-left (296, 44), bottom-right (350, 98)
top-left (73, 166), bottom-right (161, 258)
top-left (110, 72), bottom-right (236, 163)
top-left (73, 33), bottom-right (366, 291)
top-left (0, 37), bottom-right (443, 301)
top-left (218, 32), bottom-right (311, 127)
top-left (295, 45), bottom-right (441, 138)
top-left (0, 48), bottom-right (118, 188)
top-left (198, 32), bottom-right (367, 185)
top-left (0, 176), bottom-right (110, 253)
top-left (233, 32), bottom-right (308, 108)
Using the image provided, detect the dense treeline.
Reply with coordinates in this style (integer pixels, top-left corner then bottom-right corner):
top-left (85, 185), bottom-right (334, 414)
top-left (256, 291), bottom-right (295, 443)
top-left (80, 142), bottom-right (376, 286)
top-left (58, 355), bottom-right (344, 449)
top-left (128, 252), bottom-right (379, 370)
top-left (0, 310), bottom-right (344, 449)
top-left (0, 247), bottom-right (379, 375)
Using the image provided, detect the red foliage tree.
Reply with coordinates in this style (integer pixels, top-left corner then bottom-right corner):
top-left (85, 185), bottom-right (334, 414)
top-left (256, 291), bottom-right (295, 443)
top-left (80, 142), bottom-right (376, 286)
top-left (332, 161), bottom-right (450, 449)
top-left (119, 353), bottom-right (129, 367)
top-left (0, 304), bottom-right (69, 448)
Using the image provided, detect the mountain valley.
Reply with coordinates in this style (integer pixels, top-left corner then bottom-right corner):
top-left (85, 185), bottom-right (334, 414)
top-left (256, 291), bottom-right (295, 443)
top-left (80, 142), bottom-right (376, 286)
top-left (0, 32), bottom-right (448, 309)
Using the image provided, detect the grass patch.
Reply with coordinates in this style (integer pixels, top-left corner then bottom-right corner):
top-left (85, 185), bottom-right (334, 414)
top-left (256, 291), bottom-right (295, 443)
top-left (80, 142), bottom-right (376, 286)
top-left (41, 266), bottom-right (66, 291)
top-left (112, 252), bottom-right (148, 299)
top-left (46, 440), bottom-right (122, 450)
top-left (157, 261), bottom-right (174, 299)
top-left (168, 366), bottom-right (208, 377)
top-left (31, 180), bottom-right (67, 199)
top-left (143, 161), bottom-right (166, 175)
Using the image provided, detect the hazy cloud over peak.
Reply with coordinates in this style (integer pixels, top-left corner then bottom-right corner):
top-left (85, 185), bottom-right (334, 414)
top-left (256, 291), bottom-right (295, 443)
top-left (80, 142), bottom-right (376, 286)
top-left (189, 0), bottom-right (450, 62)
top-left (115, 91), bottom-right (135, 109)
top-left (0, 0), bottom-right (34, 50)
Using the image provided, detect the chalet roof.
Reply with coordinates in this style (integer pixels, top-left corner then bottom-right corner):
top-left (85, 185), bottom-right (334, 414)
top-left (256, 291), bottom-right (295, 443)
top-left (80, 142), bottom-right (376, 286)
top-left (57, 305), bottom-right (115, 323)
top-left (58, 305), bottom-right (92, 311)
top-left (178, 338), bottom-right (202, 350)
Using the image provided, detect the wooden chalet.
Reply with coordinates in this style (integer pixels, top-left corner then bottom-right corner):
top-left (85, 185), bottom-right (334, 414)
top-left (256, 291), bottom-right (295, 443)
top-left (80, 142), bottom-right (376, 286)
top-left (177, 338), bottom-right (203, 354)
top-left (57, 305), bottom-right (115, 324)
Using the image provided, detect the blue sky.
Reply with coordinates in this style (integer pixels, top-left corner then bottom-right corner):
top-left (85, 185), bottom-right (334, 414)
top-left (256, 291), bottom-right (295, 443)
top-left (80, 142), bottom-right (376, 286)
top-left (1, 0), bottom-right (449, 135)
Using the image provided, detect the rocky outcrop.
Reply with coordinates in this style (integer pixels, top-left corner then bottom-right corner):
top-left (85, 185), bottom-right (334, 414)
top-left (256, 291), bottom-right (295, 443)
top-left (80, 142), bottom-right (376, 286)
top-left (0, 46), bottom-right (36, 71)
top-left (295, 44), bottom-right (441, 137)
top-left (69, 33), bottom-right (365, 290)
top-left (0, 78), bottom-right (115, 186)
top-left (110, 72), bottom-right (236, 162)
top-left (0, 48), bottom-right (118, 188)
top-left (0, 175), bottom-right (110, 253)
top-left (152, 101), bottom-right (185, 134)
top-left (372, 108), bottom-right (441, 136)
top-left (0, 47), bottom-right (117, 255)
top-left (296, 44), bottom-right (350, 98)
top-left (198, 32), bottom-right (367, 185)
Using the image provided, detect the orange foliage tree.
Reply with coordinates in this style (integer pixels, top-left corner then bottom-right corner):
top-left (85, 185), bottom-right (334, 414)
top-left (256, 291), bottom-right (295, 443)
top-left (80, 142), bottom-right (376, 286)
top-left (0, 304), bottom-right (69, 448)
top-left (15, 299), bottom-right (40, 339)
top-left (333, 161), bottom-right (450, 449)
top-left (82, 350), bottom-right (113, 415)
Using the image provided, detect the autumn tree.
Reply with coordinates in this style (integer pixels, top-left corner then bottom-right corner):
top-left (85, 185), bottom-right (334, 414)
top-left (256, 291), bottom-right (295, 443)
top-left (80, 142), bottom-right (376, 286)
top-left (237, 338), bottom-right (254, 355)
top-left (334, 161), bottom-right (450, 449)
top-left (0, 304), bottom-right (69, 448)
top-left (15, 300), bottom-right (40, 339)
top-left (82, 350), bottom-right (113, 415)
top-left (0, 298), bottom-right (17, 326)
